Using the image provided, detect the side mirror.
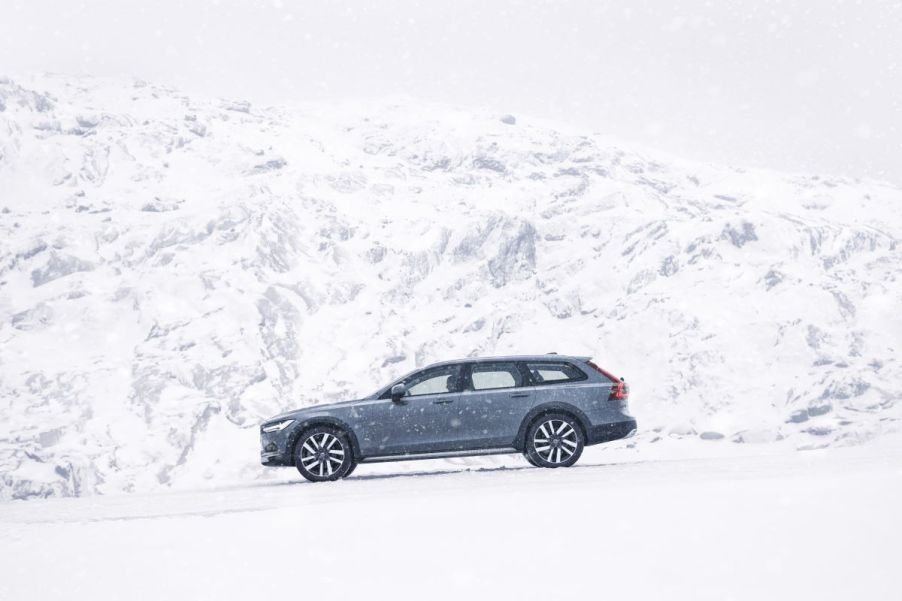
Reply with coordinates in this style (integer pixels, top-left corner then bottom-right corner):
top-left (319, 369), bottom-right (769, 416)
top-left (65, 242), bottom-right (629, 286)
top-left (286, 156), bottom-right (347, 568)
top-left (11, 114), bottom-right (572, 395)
top-left (391, 383), bottom-right (407, 402)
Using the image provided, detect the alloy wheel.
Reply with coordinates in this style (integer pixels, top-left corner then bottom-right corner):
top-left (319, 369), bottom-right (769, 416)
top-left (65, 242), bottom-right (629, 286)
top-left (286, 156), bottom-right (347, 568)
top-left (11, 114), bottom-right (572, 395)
top-left (532, 418), bottom-right (579, 464)
top-left (299, 432), bottom-right (346, 477)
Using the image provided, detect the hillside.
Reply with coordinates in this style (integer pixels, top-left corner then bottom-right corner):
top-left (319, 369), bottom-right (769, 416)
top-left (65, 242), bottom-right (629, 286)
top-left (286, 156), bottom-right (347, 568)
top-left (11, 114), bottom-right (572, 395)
top-left (1, 73), bottom-right (900, 500)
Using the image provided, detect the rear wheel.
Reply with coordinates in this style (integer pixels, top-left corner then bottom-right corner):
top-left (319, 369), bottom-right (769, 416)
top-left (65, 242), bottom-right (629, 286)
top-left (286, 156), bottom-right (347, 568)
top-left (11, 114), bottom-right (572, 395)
top-left (294, 426), bottom-right (355, 482)
top-left (525, 414), bottom-right (584, 468)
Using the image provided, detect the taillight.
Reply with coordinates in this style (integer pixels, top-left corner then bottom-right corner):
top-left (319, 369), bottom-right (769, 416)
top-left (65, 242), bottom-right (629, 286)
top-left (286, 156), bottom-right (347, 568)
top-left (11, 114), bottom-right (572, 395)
top-left (608, 380), bottom-right (629, 401)
top-left (586, 360), bottom-right (629, 401)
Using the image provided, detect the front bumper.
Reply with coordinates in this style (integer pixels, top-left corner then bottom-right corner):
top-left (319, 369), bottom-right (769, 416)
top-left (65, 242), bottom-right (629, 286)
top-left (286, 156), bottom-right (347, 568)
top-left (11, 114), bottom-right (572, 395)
top-left (586, 419), bottom-right (638, 446)
top-left (261, 450), bottom-right (290, 466)
top-left (260, 429), bottom-right (294, 466)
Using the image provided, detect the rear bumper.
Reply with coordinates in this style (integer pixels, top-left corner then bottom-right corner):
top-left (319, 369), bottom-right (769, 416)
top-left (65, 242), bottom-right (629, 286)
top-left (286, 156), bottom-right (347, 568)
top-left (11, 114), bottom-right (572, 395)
top-left (586, 419), bottom-right (637, 445)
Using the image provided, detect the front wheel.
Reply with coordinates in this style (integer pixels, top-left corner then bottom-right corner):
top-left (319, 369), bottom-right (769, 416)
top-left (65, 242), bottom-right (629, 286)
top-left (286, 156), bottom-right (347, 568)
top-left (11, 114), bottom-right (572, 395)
top-left (294, 427), bottom-right (356, 482)
top-left (525, 414), bottom-right (584, 468)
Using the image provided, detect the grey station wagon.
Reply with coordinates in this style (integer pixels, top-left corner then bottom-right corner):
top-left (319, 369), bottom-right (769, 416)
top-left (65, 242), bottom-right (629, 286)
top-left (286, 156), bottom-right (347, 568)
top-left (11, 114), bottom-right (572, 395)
top-left (260, 354), bottom-right (637, 482)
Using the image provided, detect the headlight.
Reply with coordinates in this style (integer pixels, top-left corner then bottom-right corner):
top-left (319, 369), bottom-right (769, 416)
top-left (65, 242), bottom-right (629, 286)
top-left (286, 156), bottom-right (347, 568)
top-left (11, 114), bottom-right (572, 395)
top-left (262, 419), bottom-right (294, 433)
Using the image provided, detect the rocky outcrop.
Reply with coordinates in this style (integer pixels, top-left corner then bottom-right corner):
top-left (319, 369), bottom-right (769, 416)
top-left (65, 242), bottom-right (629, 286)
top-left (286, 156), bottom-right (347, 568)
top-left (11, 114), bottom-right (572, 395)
top-left (1, 73), bottom-right (900, 499)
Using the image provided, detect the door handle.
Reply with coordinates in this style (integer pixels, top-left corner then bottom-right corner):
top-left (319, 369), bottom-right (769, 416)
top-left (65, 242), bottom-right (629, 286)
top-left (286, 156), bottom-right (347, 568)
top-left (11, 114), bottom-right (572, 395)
top-left (510, 392), bottom-right (530, 398)
top-left (433, 399), bottom-right (454, 405)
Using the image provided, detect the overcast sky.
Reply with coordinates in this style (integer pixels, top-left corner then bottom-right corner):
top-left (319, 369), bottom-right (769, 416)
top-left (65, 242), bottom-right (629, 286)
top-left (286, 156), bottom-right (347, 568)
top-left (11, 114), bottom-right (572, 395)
top-left (2, 0), bottom-right (900, 184)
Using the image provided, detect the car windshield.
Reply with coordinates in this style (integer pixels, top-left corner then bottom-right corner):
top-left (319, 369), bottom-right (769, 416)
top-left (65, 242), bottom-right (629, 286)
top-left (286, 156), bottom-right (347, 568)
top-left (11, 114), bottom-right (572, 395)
top-left (368, 366), bottom-right (426, 399)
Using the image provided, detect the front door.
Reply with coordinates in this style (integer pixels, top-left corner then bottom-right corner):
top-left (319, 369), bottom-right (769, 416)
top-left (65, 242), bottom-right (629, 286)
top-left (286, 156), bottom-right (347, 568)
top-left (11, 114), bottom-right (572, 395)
top-left (357, 363), bottom-right (465, 456)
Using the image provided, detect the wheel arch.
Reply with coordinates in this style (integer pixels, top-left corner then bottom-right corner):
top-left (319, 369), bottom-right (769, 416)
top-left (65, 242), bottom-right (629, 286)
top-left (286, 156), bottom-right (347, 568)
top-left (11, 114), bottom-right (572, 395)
top-left (288, 416), bottom-right (362, 465)
top-left (514, 403), bottom-right (591, 451)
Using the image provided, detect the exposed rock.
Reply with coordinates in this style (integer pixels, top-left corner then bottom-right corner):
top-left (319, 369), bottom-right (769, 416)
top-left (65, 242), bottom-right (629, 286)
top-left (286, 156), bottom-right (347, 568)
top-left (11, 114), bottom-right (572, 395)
top-left (30, 252), bottom-right (95, 287)
top-left (11, 303), bottom-right (54, 330)
top-left (820, 378), bottom-right (870, 401)
top-left (659, 255), bottom-right (679, 277)
top-left (473, 157), bottom-right (506, 173)
top-left (382, 354), bottom-right (407, 367)
top-left (252, 158), bottom-right (287, 173)
top-left (141, 197), bottom-right (181, 212)
top-left (76, 114), bottom-right (100, 128)
top-left (764, 269), bottom-right (783, 290)
top-left (720, 222), bottom-right (758, 247)
top-left (806, 325), bottom-right (827, 350)
top-left (462, 319), bottom-right (485, 333)
top-left (488, 221), bottom-right (537, 287)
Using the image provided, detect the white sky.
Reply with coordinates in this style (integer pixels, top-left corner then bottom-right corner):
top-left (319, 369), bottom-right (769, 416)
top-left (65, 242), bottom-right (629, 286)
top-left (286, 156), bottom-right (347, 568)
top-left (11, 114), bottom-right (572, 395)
top-left (1, 0), bottom-right (900, 183)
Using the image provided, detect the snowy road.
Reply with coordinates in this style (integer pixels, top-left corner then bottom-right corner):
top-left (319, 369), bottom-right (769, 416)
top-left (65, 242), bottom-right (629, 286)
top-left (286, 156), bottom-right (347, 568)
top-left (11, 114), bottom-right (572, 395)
top-left (2, 443), bottom-right (900, 601)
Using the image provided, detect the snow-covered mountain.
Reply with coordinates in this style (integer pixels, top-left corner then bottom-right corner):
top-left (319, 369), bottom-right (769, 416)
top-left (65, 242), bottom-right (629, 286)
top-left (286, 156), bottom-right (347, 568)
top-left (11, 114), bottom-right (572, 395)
top-left (1, 73), bottom-right (900, 500)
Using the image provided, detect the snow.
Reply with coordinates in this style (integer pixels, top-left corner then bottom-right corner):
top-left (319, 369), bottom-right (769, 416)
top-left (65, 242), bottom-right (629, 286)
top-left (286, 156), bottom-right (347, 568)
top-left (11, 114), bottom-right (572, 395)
top-left (1, 65), bottom-right (900, 594)
top-left (1, 72), bottom-right (901, 500)
top-left (2, 440), bottom-right (900, 600)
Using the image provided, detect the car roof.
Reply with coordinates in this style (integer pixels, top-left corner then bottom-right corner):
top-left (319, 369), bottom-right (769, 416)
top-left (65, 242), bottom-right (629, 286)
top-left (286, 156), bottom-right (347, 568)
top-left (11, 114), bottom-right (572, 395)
top-left (425, 354), bottom-right (591, 368)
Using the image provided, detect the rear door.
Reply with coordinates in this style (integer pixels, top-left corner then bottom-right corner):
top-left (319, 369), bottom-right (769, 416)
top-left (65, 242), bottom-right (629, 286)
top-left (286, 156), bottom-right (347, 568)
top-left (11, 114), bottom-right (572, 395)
top-left (454, 361), bottom-right (531, 449)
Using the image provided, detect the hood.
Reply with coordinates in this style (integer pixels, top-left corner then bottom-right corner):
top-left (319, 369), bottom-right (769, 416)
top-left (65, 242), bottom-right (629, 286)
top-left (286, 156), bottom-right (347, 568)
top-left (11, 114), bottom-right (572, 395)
top-left (263, 397), bottom-right (370, 424)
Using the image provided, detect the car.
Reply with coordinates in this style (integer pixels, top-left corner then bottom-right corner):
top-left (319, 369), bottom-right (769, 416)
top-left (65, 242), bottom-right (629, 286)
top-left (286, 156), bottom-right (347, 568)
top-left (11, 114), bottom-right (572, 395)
top-left (260, 354), bottom-right (637, 482)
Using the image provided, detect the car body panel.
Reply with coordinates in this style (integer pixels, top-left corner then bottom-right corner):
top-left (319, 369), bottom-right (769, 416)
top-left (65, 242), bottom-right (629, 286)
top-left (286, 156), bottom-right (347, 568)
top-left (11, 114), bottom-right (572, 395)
top-left (346, 391), bottom-right (465, 456)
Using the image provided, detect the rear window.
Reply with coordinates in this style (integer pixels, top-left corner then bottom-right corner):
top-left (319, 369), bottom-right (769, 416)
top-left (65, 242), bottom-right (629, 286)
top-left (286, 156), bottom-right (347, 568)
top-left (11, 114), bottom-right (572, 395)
top-left (524, 362), bottom-right (587, 385)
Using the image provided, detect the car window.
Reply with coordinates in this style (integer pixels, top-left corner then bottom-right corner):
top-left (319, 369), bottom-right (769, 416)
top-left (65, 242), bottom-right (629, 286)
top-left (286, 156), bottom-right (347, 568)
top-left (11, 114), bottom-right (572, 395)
top-left (403, 365), bottom-right (462, 397)
top-left (524, 362), bottom-right (587, 384)
top-left (470, 362), bottom-right (524, 390)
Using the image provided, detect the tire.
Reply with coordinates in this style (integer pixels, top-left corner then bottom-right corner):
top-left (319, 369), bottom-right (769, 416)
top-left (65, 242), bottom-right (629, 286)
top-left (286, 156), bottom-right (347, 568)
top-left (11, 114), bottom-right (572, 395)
top-left (294, 426), bottom-right (356, 482)
top-left (342, 462), bottom-right (357, 478)
top-left (524, 413), bottom-right (584, 468)
top-left (523, 452), bottom-right (540, 467)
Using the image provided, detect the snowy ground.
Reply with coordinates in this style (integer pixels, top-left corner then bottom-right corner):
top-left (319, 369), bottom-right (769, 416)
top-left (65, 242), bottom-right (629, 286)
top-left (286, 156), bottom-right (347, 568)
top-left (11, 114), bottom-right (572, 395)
top-left (3, 439), bottom-right (900, 601)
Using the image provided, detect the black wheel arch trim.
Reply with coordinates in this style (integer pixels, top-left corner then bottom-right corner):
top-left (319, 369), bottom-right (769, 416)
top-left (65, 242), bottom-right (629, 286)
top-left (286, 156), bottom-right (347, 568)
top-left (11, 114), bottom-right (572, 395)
top-left (513, 403), bottom-right (591, 451)
top-left (288, 416), bottom-right (363, 464)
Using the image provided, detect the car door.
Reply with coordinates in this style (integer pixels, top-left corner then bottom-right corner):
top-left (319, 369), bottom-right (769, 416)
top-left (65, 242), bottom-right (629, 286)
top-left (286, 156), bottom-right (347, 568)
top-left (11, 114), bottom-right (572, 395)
top-left (453, 361), bottom-right (531, 449)
top-left (356, 363), bottom-right (465, 456)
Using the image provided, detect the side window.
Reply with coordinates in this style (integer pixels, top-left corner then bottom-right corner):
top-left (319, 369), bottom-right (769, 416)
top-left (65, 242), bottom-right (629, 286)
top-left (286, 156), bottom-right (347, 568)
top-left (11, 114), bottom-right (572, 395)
top-left (524, 362), bottom-right (587, 385)
top-left (470, 362), bottom-right (524, 391)
top-left (403, 365), bottom-right (462, 397)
